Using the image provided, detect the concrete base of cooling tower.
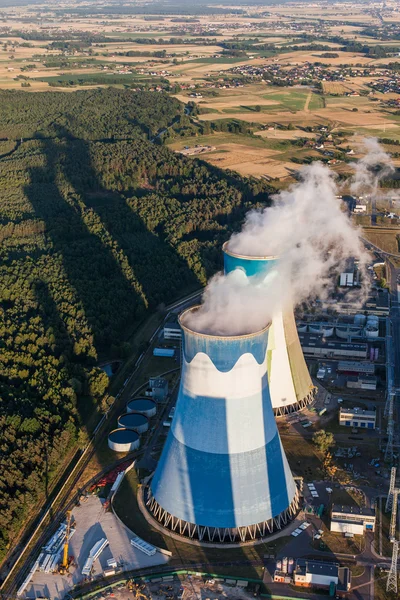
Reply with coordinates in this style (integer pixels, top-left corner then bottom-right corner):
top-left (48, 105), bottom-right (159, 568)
top-left (140, 485), bottom-right (301, 546)
top-left (273, 390), bottom-right (315, 417)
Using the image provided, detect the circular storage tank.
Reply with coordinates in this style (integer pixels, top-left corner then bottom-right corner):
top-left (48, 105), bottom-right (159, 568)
top-left (108, 428), bottom-right (140, 452)
top-left (336, 326), bottom-right (360, 340)
top-left (309, 325), bottom-right (334, 337)
top-left (118, 412), bottom-right (149, 434)
top-left (365, 325), bottom-right (379, 339)
top-left (367, 315), bottom-right (379, 327)
top-left (126, 397), bottom-right (157, 418)
top-left (354, 314), bottom-right (366, 327)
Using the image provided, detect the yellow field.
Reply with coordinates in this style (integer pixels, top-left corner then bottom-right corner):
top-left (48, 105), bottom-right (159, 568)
top-left (322, 82), bottom-right (349, 95)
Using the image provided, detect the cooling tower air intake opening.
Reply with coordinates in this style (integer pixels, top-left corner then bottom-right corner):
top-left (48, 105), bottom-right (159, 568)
top-left (222, 240), bottom-right (279, 261)
top-left (179, 305), bottom-right (271, 339)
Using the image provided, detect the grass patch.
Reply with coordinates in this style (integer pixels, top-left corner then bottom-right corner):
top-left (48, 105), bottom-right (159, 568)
top-left (263, 90), bottom-right (310, 112)
top-left (311, 528), bottom-right (364, 555)
top-left (168, 131), bottom-right (289, 152)
top-left (374, 568), bottom-right (398, 600)
top-left (350, 564), bottom-right (365, 576)
top-left (308, 93), bottom-right (325, 110)
top-left (362, 228), bottom-right (400, 255)
top-left (375, 497), bottom-right (395, 558)
top-left (281, 434), bottom-right (322, 481)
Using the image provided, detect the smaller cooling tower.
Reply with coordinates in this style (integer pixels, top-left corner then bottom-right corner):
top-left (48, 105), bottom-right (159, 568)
top-left (146, 307), bottom-right (300, 543)
top-left (223, 242), bottom-right (315, 416)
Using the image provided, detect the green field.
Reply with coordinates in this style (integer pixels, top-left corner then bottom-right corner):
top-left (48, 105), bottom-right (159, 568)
top-left (308, 93), bottom-right (325, 110)
top-left (263, 90), bottom-right (310, 111)
top-left (167, 131), bottom-right (291, 152)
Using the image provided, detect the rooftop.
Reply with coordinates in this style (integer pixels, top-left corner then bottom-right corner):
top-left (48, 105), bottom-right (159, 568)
top-left (298, 333), bottom-right (367, 352)
top-left (337, 361), bottom-right (375, 374)
top-left (339, 406), bottom-right (376, 417)
top-left (295, 559), bottom-right (339, 577)
top-left (332, 504), bottom-right (375, 517)
top-left (164, 321), bottom-right (180, 330)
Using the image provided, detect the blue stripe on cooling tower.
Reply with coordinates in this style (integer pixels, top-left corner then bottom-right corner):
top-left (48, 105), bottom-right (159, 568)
top-left (183, 327), bottom-right (268, 370)
top-left (224, 252), bottom-right (278, 279)
top-left (171, 389), bottom-right (278, 454)
top-left (151, 431), bottom-right (294, 529)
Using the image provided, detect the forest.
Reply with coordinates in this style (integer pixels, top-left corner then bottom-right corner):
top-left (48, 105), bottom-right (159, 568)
top-left (0, 88), bottom-right (272, 563)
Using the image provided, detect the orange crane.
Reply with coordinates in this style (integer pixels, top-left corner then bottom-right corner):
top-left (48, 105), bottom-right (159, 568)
top-left (59, 510), bottom-right (73, 575)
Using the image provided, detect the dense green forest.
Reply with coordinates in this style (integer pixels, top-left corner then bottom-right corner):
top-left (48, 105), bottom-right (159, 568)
top-left (0, 88), bottom-right (272, 562)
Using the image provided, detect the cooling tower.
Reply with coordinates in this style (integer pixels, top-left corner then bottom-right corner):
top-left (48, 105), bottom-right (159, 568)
top-left (146, 307), bottom-right (300, 543)
top-left (223, 242), bottom-right (315, 416)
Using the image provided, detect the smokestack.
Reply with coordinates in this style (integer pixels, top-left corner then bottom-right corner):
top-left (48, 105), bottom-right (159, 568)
top-left (146, 307), bottom-right (300, 542)
top-left (223, 242), bottom-right (315, 415)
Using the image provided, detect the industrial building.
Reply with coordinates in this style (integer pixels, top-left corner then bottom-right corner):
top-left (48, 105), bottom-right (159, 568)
top-left (293, 559), bottom-right (351, 592)
top-left (163, 321), bottom-right (181, 340)
top-left (346, 375), bottom-right (377, 391)
top-left (148, 377), bottom-right (169, 402)
top-left (298, 333), bottom-right (368, 359)
top-left (330, 505), bottom-right (376, 533)
top-left (339, 407), bottom-right (376, 429)
top-left (337, 361), bottom-right (375, 375)
top-left (146, 306), bottom-right (300, 542)
top-left (222, 242), bottom-right (315, 415)
top-left (339, 258), bottom-right (359, 288)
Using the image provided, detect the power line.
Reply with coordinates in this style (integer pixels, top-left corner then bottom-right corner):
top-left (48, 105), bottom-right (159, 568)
top-left (387, 540), bottom-right (399, 594)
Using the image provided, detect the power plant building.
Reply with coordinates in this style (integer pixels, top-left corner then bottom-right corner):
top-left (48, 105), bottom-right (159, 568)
top-left (298, 333), bottom-right (368, 359)
top-left (146, 307), bottom-right (300, 542)
top-left (223, 243), bottom-right (315, 416)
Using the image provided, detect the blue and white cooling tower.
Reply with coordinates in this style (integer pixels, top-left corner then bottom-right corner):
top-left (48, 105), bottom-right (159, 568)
top-left (146, 307), bottom-right (300, 543)
top-left (224, 242), bottom-right (315, 416)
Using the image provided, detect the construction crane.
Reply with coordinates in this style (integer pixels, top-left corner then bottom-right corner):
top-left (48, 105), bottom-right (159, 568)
top-left (59, 510), bottom-right (73, 575)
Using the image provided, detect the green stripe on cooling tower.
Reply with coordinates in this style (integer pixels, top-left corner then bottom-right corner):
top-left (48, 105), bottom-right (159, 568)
top-left (266, 321), bottom-right (275, 384)
top-left (283, 310), bottom-right (313, 402)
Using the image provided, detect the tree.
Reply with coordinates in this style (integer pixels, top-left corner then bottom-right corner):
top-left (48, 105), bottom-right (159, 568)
top-left (312, 430), bottom-right (335, 453)
top-left (255, 105), bottom-right (261, 112)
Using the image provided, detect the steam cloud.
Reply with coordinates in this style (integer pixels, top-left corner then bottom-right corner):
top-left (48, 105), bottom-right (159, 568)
top-left (350, 137), bottom-right (394, 196)
top-left (184, 140), bottom-right (387, 336)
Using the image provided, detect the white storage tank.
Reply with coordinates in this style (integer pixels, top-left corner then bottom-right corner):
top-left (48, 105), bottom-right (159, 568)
top-left (354, 314), bottom-right (366, 327)
top-left (367, 315), bottom-right (379, 327)
top-left (118, 413), bottom-right (149, 434)
top-left (309, 325), bottom-right (334, 337)
top-left (365, 325), bottom-right (379, 339)
top-left (336, 326), bottom-right (361, 339)
top-left (126, 397), bottom-right (157, 418)
top-left (282, 557), bottom-right (288, 573)
top-left (276, 560), bottom-right (282, 571)
top-left (288, 558), bottom-right (294, 574)
top-left (336, 326), bottom-right (349, 340)
top-left (108, 428), bottom-right (140, 452)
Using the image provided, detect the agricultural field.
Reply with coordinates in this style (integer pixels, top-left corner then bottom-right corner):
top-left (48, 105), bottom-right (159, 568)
top-left (1, 0), bottom-right (400, 180)
top-left (322, 82), bottom-right (349, 95)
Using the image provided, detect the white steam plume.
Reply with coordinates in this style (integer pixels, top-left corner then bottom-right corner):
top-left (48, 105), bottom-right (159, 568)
top-left (184, 160), bottom-right (371, 336)
top-left (350, 137), bottom-right (394, 196)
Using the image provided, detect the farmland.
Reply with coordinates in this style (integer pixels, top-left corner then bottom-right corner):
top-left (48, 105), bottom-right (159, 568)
top-left (1, 0), bottom-right (400, 181)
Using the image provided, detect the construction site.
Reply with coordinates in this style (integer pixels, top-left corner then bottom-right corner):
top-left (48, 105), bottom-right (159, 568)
top-left (21, 494), bottom-right (169, 599)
